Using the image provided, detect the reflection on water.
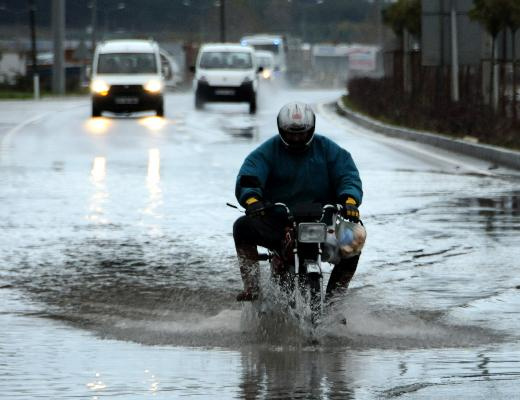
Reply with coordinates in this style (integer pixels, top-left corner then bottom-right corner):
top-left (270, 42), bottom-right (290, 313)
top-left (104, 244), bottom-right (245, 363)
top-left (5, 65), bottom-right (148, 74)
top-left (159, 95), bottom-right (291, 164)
top-left (226, 125), bottom-right (258, 139)
top-left (463, 193), bottom-right (520, 217)
top-left (217, 112), bottom-right (258, 139)
top-left (139, 116), bottom-right (167, 132)
top-left (85, 117), bottom-right (111, 135)
top-left (142, 148), bottom-right (163, 236)
top-left (86, 372), bottom-right (107, 390)
top-left (87, 156), bottom-right (109, 224)
top-left (91, 156), bottom-right (106, 183)
top-left (239, 348), bottom-right (354, 399)
top-left (452, 192), bottom-right (520, 235)
top-left (147, 148), bottom-right (161, 184)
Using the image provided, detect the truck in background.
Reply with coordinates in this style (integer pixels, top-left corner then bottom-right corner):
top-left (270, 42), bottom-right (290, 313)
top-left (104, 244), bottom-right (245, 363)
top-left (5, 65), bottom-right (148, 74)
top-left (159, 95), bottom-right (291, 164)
top-left (240, 34), bottom-right (311, 86)
top-left (240, 34), bottom-right (286, 76)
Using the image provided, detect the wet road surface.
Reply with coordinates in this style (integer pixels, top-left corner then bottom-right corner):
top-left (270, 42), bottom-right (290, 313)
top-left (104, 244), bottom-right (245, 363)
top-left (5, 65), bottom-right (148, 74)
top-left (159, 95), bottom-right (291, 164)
top-left (1, 87), bottom-right (520, 399)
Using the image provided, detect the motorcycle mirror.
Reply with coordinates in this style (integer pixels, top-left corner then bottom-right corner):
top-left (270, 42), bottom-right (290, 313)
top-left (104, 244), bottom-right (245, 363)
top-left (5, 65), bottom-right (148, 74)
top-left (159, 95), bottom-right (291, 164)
top-left (239, 175), bottom-right (261, 188)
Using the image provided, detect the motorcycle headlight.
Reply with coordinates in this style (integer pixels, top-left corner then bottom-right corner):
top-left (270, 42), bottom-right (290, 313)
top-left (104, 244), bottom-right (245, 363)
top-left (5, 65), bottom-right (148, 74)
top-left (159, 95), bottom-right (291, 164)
top-left (90, 79), bottom-right (110, 96)
top-left (144, 80), bottom-right (163, 93)
top-left (298, 223), bottom-right (327, 243)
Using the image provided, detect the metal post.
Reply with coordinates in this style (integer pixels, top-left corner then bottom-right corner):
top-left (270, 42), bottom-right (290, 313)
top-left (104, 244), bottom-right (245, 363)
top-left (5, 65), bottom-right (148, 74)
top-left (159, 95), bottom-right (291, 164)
top-left (33, 74), bottom-right (40, 99)
top-left (493, 42), bottom-right (499, 110)
top-left (52, 0), bottom-right (65, 94)
top-left (219, 0), bottom-right (226, 42)
top-left (450, 0), bottom-right (460, 102)
top-left (403, 28), bottom-right (411, 93)
top-left (300, 9), bottom-right (306, 43)
top-left (29, 0), bottom-right (39, 99)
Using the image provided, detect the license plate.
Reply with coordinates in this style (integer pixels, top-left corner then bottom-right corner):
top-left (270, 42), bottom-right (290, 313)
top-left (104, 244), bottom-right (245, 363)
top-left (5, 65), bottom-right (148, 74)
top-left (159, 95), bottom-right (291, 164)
top-left (215, 89), bottom-right (235, 96)
top-left (115, 97), bottom-right (139, 105)
top-left (306, 262), bottom-right (321, 274)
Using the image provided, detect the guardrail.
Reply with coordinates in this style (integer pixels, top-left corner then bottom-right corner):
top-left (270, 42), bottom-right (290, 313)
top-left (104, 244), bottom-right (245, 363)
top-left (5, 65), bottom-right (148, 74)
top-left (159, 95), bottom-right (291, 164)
top-left (335, 98), bottom-right (520, 170)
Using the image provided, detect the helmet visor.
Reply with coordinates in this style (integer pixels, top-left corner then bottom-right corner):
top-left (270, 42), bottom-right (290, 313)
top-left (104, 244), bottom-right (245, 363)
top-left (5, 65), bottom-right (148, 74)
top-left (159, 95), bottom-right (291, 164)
top-left (281, 130), bottom-right (313, 147)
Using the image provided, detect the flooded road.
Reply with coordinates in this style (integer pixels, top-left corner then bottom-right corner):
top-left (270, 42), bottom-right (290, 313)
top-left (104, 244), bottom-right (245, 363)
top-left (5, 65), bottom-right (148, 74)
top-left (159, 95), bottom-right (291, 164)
top-left (1, 88), bottom-right (520, 398)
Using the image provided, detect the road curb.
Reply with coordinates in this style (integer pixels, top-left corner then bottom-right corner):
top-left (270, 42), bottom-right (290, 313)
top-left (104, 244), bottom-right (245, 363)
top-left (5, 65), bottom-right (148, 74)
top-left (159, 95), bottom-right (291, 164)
top-left (335, 98), bottom-right (520, 170)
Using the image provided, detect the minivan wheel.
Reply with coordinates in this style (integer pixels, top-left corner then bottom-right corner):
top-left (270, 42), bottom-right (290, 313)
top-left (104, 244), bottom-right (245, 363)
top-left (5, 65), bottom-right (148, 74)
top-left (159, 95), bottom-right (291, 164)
top-left (156, 102), bottom-right (164, 117)
top-left (249, 96), bottom-right (257, 114)
top-left (195, 93), bottom-right (204, 110)
top-left (91, 101), bottom-right (102, 117)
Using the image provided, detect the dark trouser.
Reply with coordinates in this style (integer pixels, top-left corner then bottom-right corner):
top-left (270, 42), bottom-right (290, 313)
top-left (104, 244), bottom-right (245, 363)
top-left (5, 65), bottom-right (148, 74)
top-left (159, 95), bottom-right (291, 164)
top-left (233, 214), bottom-right (360, 299)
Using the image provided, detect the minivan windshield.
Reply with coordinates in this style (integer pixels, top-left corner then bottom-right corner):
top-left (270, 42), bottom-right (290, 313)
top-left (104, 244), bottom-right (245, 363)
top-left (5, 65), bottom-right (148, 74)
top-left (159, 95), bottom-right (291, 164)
top-left (97, 53), bottom-right (157, 74)
top-left (256, 56), bottom-right (273, 68)
top-left (249, 44), bottom-right (280, 54)
top-left (199, 52), bottom-right (253, 69)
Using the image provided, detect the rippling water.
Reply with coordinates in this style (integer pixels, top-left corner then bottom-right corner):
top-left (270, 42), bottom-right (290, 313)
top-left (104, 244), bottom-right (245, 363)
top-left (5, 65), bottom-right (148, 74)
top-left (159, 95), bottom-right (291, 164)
top-left (1, 92), bottom-right (520, 398)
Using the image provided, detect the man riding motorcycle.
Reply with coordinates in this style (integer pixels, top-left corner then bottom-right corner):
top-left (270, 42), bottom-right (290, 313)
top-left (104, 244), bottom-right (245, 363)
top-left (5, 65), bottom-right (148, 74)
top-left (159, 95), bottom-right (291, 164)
top-left (233, 102), bottom-right (363, 304)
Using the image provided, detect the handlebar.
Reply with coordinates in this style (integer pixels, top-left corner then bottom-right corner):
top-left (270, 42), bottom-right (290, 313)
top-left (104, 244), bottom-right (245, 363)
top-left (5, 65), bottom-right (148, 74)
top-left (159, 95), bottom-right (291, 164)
top-left (227, 201), bottom-right (344, 224)
top-left (267, 202), bottom-right (342, 224)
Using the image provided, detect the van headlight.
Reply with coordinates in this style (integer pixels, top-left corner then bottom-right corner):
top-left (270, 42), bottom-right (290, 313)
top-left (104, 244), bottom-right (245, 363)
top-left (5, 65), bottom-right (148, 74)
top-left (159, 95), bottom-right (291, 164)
top-left (90, 79), bottom-right (110, 96)
top-left (144, 80), bottom-right (163, 93)
top-left (298, 223), bottom-right (327, 243)
top-left (262, 69), bottom-right (272, 79)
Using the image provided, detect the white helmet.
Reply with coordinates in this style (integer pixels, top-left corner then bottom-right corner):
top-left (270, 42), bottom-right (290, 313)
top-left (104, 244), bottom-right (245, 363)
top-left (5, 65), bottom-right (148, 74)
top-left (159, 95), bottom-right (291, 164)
top-left (277, 102), bottom-right (315, 152)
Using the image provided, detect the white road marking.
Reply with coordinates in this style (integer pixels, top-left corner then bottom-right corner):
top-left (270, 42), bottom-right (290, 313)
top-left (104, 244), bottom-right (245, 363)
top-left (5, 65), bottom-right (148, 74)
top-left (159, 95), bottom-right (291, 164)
top-left (1, 112), bottom-right (50, 150)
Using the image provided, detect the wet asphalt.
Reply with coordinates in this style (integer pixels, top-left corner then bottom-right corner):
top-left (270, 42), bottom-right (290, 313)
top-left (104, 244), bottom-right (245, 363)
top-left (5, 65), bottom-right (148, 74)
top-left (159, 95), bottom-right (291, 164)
top-left (1, 86), bottom-right (520, 399)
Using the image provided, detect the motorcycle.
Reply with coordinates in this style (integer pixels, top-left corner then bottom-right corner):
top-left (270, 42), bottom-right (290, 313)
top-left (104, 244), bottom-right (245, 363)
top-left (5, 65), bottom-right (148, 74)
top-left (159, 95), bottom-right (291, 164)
top-left (231, 175), bottom-right (366, 326)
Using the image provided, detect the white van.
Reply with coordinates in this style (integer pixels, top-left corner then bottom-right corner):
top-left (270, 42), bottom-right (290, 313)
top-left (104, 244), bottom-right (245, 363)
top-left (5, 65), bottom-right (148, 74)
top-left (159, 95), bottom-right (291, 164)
top-left (193, 43), bottom-right (259, 114)
top-left (90, 39), bottom-right (164, 117)
top-left (254, 50), bottom-right (275, 81)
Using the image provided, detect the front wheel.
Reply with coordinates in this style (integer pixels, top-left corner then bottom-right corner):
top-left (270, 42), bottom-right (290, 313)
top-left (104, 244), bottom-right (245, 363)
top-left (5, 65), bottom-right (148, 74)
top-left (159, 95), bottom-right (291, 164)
top-left (307, 273), bottom-right (323, 324)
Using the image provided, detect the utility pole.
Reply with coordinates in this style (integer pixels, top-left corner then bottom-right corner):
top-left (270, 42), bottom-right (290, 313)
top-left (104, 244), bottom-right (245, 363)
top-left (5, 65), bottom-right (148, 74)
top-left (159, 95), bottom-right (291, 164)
top-left (52, 0), bottom-right (65, 94)
top-left (90, 0), bottom-right (97, 56)
top-left (450, 0), bottom-right (460, 102)
top-left (28, 0), bottom-right (39, 99)
top-left (375, 0), bottom-right (383, 46)
top-left (219, 0), bottom-right (226, 42)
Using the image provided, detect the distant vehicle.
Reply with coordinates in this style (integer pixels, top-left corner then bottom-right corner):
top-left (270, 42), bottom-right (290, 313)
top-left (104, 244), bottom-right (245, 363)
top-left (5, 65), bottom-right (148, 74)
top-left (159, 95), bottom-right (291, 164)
top-left (90, 39), bottom-right (165, 117)
top-left (240, 34), bottom-right (286, 74)
top-left (192, 43), bottom-right (260, 114)
top-left (254, 50), bottom-right (275, 81)
top-left (159, 49), bottom-right (182, 89)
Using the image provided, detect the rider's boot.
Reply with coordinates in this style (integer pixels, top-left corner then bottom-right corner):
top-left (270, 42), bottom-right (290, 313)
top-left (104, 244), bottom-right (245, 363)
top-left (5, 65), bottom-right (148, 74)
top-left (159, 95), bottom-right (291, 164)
top-left (325, 255), bottom-right (360, 323)
top-left (236, 245), bottom-right (260, 301)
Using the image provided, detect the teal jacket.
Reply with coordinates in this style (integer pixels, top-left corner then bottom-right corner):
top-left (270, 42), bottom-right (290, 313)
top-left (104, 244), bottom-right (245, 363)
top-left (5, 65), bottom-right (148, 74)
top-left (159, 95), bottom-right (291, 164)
top-left (235, 134), bottom-right (363, 208)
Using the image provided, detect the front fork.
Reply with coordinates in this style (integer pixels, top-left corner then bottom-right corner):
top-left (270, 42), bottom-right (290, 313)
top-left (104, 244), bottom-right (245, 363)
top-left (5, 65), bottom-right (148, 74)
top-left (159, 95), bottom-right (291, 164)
top-left (294, 241), bottom-right (324, 316)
